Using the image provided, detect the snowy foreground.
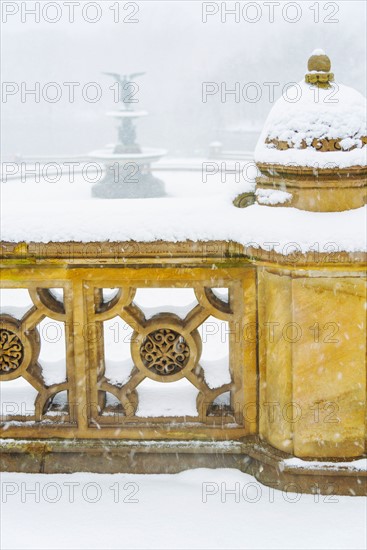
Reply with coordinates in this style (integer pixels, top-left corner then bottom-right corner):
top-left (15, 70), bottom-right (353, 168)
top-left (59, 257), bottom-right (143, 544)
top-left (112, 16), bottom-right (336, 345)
top-left (1, 469), bottom-right (366, 550)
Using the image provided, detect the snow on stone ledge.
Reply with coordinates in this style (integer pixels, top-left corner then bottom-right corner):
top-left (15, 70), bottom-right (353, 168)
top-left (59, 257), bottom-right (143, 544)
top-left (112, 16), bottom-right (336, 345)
top-left (282, 457), bottom-right (367, 472)
top-left (255, 145), bottom-right (367, 169)
top-left (1, 172), bottom-right (366, 254)
top-left (255, 188), bottom-right (292, 206)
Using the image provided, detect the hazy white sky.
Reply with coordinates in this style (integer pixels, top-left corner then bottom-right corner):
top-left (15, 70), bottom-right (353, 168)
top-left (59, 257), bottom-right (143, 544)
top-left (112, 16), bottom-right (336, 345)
top-left (1, 0), bottom-right (366, 156)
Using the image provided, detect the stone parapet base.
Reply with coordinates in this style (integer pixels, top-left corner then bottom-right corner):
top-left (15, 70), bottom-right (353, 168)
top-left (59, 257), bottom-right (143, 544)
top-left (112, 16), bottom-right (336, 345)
top-left (1, 437), bottom-right (366, 496)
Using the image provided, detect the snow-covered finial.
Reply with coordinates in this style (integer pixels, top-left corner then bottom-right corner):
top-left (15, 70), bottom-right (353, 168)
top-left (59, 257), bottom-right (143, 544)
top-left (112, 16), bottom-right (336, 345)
top-left (305, 50), bottom-right (334, 88)
top-left (311, 48), bottom-right (326, 56)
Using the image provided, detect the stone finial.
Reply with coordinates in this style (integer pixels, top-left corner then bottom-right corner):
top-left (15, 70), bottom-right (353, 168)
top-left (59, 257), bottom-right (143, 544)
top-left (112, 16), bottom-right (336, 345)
top-left (305, 49), bottom-right (334, 88)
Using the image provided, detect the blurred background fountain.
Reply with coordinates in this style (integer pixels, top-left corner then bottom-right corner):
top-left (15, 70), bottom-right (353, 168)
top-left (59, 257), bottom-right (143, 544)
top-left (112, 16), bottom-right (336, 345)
top-left (89, 71), bottom-right (166, 198)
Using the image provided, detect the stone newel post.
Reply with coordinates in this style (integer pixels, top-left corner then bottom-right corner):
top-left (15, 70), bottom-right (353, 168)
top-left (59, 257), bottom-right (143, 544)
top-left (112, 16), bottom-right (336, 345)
top-left (252, 51), bottom-right (366, 458)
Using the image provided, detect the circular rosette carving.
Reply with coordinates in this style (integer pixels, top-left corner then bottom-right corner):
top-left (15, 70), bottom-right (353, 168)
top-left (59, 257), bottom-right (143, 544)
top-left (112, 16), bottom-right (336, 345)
top-left (140, 328), bottom-right (190, 376)
top-left (131, 314), bottom-right (201, 383)
top-left (0, 329), bottom-right (24, 373)
top-left (0, 315), bottom-right (40, 381)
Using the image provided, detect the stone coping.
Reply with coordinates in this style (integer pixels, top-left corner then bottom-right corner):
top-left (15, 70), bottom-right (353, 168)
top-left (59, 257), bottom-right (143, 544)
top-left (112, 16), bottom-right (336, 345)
top-left (1, 240), bottom-right (366, 268)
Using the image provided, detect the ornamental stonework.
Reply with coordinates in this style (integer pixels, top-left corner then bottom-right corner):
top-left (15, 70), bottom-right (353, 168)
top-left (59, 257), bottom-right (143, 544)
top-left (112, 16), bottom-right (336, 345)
top-left (140, 328), bottom-right (190, 376)
top-left (0, 328), bottom-right (24, 374)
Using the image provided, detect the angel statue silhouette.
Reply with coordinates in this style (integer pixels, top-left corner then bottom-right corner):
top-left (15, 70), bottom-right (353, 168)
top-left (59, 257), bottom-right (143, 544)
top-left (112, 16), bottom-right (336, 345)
top-left (103, 71), bottom-right (145, 110)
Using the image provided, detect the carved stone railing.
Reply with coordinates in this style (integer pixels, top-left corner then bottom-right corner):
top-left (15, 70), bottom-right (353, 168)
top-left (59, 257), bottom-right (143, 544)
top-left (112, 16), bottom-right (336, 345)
top-left (1, 240), bottom-right (366, 495)
top-left (0, 241), bottom-right (256, 441)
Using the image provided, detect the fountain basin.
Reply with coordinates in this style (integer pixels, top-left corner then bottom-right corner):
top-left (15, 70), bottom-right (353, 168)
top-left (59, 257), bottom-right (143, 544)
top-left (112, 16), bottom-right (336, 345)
top-left (89, 147), bottom-right (167, 165)
top-left (88, 147), bottom-right (168, 198)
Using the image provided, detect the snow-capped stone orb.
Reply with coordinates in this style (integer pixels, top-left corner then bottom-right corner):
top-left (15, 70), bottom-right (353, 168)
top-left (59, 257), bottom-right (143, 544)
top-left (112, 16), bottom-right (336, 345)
top-left (251, 50), bottom-right (367, 212)
top-left (305, 48), bottom-right (334, 87)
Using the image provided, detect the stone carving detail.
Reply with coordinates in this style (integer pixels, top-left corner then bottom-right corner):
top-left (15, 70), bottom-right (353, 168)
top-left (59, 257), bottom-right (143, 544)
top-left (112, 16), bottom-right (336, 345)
top-left (233, 192), bottom-right (256, 209)
top-left (305, 72), bottom-right (334, 87)
top-left (93, 286), bottom-right (236, 422)
top-left (265, 136), bottom-right (367, 153)
top-left (305, 51), bottom-right (333, 88)
top-left (0, 328), bottom-right (24, 374)
top-left (0, 302), bottom-right (70, 422)
top-left (140, 328), bottom-right (190, 376)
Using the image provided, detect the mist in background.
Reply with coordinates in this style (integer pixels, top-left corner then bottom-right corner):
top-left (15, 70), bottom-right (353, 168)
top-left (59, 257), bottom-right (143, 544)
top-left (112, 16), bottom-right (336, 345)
top-left (1, 0), bottom-right (366, 159)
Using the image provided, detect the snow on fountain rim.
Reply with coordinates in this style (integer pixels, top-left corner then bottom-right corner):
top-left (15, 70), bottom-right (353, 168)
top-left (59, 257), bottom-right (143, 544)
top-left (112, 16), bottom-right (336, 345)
top-left (1, 171), bottom-right (366, 254)
top-left (255, 80), bottom-right (367, 168)
top-left (88, 147), bottom-right (167, 161)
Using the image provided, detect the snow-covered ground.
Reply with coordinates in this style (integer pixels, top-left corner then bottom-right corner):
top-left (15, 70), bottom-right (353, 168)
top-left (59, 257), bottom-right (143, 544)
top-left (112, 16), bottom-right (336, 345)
top-left (1, 170), bottom-right (366, 254)
top-left (0, 469), bottom-right (366, 550)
